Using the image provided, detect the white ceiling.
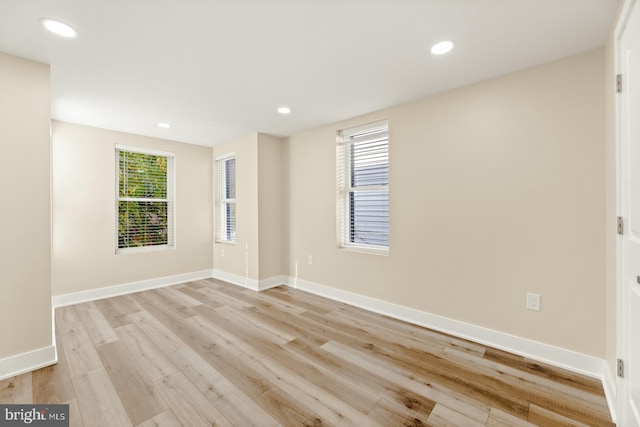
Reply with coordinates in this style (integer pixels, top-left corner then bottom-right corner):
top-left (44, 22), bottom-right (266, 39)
top-left (0, 0), bottom-right (620, 147)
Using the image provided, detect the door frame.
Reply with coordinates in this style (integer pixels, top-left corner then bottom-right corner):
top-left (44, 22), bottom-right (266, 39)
top-left (616, 0), bottom-right (638, 423)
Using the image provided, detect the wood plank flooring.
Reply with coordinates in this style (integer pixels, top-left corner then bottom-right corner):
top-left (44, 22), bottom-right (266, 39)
top-left (0, 279), bottom-right (614, 426)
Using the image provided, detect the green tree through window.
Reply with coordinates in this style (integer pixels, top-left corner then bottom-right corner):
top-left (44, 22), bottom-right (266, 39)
top-left (117, 147), bottom-right (174, 251)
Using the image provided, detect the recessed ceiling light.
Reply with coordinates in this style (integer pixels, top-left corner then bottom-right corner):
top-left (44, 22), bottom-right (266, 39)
top-left (157, 122), bottom-right (171, 128)
top-left (41, 19), bottom-right (78, 38)
top-left (277, 106), bottom-right (291, 115)
top-left (430, 40), bottom-right (454, 56)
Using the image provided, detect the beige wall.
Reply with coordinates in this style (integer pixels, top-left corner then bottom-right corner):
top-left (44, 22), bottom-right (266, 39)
top-left (258, 134), bottom-right (285, 280)
top-left (0, 52), bottom-right (52, 359)
top-left (286, 48), bottom-right (606, 357)
top-left (213, 134), bottom-right (260, 280)
top-left (51, 121), bottom-right (213, 295)
top-left (213, 133), bottom-right (285, 282)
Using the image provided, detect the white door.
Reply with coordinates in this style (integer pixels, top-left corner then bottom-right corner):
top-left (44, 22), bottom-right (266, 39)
top-left (620, 1), bottom-right (640, 424)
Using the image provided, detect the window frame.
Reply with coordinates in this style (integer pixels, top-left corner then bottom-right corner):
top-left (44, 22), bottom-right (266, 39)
top-left (115, 144), bottom-right (176, 254)
top-left (337, 120), bottom-right (389, 255)
top-left (215, 153), bottom-right (237, 244)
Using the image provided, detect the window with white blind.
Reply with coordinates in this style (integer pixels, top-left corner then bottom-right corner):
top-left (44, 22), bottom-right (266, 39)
top-left (337, 120), bottom-right (389, 253)
top-left (116, 146), bottom-right (175, 253)
top-left (216, 154), bottom-right (236, 243)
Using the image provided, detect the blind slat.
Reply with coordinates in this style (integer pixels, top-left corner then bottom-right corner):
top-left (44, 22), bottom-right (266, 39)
top-left (338, 121), bottom-right (389, 249)
top-left (216, 157), bottom-right (236, 242)
top-left (117, 149), bottom-right (174, 250)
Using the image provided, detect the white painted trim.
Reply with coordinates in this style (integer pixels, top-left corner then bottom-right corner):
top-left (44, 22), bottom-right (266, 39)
top-left (286, 275), bottom-right (616, 420)
top-left (115, 144), bottom-right (175, 158)
top-left (291, 277), bottom-right (604, 378)
top-left (52, 270), bottom-right (213, 307)
top-left (51, 307), bottom-right (58, 362)
top-left (212, 269), bottom-right (259, 291)
top-left (258, 275), bottom-right (288, 291)
top-left (285, 275), bottom-right (295, 287)
top-left (214, 152), bottom-right (236, 162)
top-left (603, 361), bottom-right (618, 423)
top-left (0, 345), bottom-right (57, 381)
top-left (45, 268), bottom-right (616, 421)
top-left (615, 2), bottom-right (637, 424)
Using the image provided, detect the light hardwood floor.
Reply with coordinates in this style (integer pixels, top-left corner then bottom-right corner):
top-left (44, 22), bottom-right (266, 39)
top-left (0, 279), bottom-right (614, 426)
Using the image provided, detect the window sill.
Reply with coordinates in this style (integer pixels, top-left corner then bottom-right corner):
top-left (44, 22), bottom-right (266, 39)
top-left (116, 245), bottom-right (175, 254)
top-left (340, 245), bottom-right (389, 256)
top-left (215, 240), bottom-right (236, 246)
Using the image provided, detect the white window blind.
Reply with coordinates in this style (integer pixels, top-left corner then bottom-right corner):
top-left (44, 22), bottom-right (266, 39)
top-left (116, 146), bottom-right (175, 253)
top-left (337, 120), bottom-right (389, 252)
top-left (216, 155), bottom-right (236, 243)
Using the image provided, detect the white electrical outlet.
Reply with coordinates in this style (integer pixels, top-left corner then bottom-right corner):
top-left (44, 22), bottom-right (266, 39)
top-left (220, 248), bottom-right (225, 257)
top-left (526, 293), bottom-right (541, 311)
top-left (308, 255), bottom-right (313, 265)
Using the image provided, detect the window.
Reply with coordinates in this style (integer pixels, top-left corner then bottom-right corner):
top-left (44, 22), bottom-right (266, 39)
top-left (216, 154), bottom-right (236, 243)
top-left (337, 120), bottom-right (389, 253)
top-left (116, 146), bottom-right (175, 252)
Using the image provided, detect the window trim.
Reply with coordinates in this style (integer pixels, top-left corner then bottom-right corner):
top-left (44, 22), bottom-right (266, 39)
top-left (215, 153), bottom-right (237, 244)
top-left (115, 144), bottom-right (176, 254)
top-left (337, 120), bottom-right (389, 255)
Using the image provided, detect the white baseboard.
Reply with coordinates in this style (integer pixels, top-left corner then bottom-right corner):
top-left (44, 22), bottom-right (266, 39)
top-left (258, 275), bottom-right (289, 291)
top-left (211, 270), bottom-right (286, 291)
top-left (212, 269), bottom-right (259, 291)
top-left (51, 307), bottom-right (58, 365)
top-left (52, 269), bottom-right (214, 308)
top-left (290, 277), bottom-right (607, 380)
top-left (602, 361), bottom-right (617, 423)
top-left (0, 345), bottom-right (57, 381)
top-left (47, 269), bottom-right (616, 422)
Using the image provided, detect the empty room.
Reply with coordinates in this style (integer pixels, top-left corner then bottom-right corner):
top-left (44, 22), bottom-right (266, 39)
top-left (1, 0), bottom-right (637, 425)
